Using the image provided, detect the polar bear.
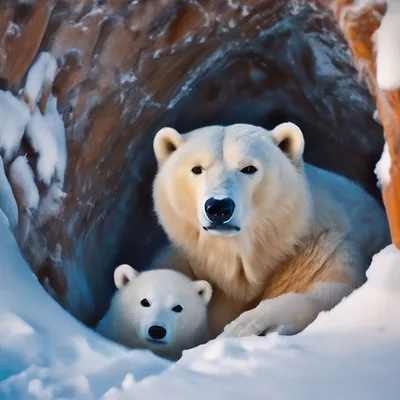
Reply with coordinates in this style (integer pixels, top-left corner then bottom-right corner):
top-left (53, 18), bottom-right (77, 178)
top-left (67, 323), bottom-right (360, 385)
top-left (96, 265), bottom-right (213, 360)
top-left (151, 122), bottom-right (390, 339)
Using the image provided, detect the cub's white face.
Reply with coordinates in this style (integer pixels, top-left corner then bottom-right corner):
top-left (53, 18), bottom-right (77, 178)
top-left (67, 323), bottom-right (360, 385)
top-left (114, 266), bottom-right (212, 352)
top-left (153, 123), bottom-right (305, 237)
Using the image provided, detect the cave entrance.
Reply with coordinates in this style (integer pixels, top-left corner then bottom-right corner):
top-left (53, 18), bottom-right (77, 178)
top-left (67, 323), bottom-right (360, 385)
top-left (21, 3), bottom-right (383, 330)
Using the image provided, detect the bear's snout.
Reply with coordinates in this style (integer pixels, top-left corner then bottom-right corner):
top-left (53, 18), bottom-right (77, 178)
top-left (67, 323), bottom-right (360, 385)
top-left (148, 325), bottom-right (167, 340)
top-left (204, 197), bottom-right (235, 224)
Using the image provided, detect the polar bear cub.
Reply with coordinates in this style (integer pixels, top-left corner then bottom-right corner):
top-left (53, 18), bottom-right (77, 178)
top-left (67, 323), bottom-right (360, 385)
top-left (96, 264), bottom-right (213, 360)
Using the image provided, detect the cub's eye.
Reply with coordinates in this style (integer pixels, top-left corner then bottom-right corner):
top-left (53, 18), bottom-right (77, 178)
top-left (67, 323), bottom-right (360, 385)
top-left (140, 299), bottom-right (150, 307)
top-left (191, 166), bottom-right (203, 175)
top-left (240, 165), bottom-right (257, 175)
top-left (172, 305), bottom-right (183, 313)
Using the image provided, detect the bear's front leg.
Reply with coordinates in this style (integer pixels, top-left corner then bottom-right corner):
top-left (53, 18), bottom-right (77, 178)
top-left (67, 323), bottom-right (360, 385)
top-left (218, 281), bottom-right (353, 338)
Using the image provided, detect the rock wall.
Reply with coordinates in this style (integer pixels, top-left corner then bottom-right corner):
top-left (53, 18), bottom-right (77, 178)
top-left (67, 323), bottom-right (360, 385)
top-left (0, 0), bottom-right (386, 325)
top-left (334, 0), bottom-right (400, 248)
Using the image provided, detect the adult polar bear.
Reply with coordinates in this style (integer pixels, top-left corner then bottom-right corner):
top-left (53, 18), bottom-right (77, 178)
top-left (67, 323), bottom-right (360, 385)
top-left (152, 122), bottom-right (390, 339)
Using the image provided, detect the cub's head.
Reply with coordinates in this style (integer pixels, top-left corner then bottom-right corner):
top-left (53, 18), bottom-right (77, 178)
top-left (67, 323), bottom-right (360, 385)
top-left (152, 122), bottom-right (307, 239)
top-left (114, 264), bottom-right (212, 352)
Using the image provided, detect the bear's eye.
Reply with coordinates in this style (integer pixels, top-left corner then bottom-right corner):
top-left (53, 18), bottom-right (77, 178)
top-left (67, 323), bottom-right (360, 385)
top-left (172, 305), bottom-right (183, 313)
top-left (191, 166), bottom-right (203, 175)
top-left (140, 299), bottom-right (150, 307)
top-left (240, 165), bottom-right (257, 175)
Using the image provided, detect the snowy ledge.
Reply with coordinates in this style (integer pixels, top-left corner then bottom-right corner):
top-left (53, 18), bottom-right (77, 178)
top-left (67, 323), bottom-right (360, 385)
top-left (1, 216), bottom-right (399, 399)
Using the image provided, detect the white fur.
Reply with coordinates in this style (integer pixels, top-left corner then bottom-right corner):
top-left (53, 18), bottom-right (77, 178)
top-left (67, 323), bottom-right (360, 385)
top-left (219, 282), bottom-right (353, 338)
top-left (96, 266), bottom-right (212, 361)
top-left (152, 122), bottom-right (390, 339)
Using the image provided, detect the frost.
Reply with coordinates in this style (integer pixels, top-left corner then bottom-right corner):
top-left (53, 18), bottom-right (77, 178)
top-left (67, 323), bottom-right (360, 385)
top-left (375, 142), bottom-right (391, 188)
top-left (227, 0), bottom-right (240, 9)
top-left (25, 108), bottom-right (59, 186)
top-left (6, 22), bottom-right (20, 37)
top-left (0, 90), bottom-right (30, 162)
top-left (228, 20), bottom-right (236, 29)
top-left (120, 72), bottom-right (137, 85)
top-left (375, 0), bottom-right (400, 90)
top-left (23, 52), bottom-right (58, 110)
top-left (153, 50), bottom-right (161, 59)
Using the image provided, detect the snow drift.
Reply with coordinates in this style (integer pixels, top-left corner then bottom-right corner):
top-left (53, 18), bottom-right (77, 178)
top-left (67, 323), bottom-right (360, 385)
top-left (1, 217), bottom-right (400, 399)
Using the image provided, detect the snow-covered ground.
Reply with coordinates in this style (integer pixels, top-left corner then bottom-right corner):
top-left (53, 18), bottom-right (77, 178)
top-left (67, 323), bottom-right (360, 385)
top-left (1, 211), bottom-right (400, 399)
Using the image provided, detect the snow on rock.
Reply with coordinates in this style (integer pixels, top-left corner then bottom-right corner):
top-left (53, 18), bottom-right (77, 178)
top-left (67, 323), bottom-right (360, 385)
top-left (33, 92), bottom-right (68, 223)
top-left (44, 93), bottom-right (67, 185)
top-left (0, 90), bottom-right (30, 162)
top-left (375, 0), bottom-right (400, 91)
top-left (8, 156), bottom-right (39, 212)
top-left (0, 156), bottom-right (18, 231)
top-left (375, 142), bottom-right (391, 188)
top-left (25, 108), bottom-right (59, 186)
top-left (8, 156), bottom-right (40, 246)
top-left (23, 52), bottom-right (58, 111)
top-left (36, 182), bottom-right (67, 224)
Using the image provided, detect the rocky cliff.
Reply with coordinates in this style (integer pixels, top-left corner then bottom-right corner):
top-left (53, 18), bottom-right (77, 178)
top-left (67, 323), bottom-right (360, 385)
top-left (0, 0), bottom-right (393, 326)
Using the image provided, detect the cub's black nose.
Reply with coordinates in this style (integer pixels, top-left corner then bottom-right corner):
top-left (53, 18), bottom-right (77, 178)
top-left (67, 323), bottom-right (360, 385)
top-left (204, 197), bottom-right (235, 224)
top-left (148, 325), bottom-right (167, 340)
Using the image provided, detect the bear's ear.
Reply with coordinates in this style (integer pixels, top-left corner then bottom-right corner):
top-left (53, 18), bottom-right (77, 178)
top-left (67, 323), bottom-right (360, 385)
top-left (153, 127), bottom-right (183, 164)
top-left (270, 122), bottom-right (304, 169)
top-left (193, 280), bottom-right (213, 305)
top-left (114, 264), bottom-right (138, 289)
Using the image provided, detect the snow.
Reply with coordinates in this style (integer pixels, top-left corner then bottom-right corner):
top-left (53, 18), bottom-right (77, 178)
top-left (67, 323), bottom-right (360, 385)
top-left (375, 142), bottom-right (391, 188)
top-left (0, 203), bottom-right (399, 400)
top-left (25, 108), bottom-right (59, 186)
top-left (375, 0), bottom-right (400, 90)
top-left (44, 93), bottom-right (67, 185)
top-left (8, 156), bottom-right (40, 245)
top-left (23, 52), bottom-right (58, 110)
top-left (0, 90), bottom-right (30, 162)
top-left (0, 156), bottom-right (18, 231)
top-left (8, 156), bottom-right (40, 212)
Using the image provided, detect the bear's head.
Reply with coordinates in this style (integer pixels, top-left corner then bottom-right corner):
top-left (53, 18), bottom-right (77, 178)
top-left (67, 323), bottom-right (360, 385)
top-left (113, 264), bottom-right (212, 354)
top-left (152, 122), bottom-right (310, 251)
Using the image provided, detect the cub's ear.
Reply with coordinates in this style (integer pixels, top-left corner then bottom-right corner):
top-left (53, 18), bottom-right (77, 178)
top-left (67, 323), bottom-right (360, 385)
top-left (114, 264), bottom-right (139, 289)
top-left (193, 280), bottom-right (213, 305)
top-left (270, 122), bottom-right (304, 169)
top-left (153, 127), bottom-right (183, 164)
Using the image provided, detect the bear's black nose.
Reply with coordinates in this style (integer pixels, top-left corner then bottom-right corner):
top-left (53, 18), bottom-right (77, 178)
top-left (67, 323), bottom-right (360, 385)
top-left (148, 325), bottom-right (167, 340)
top-left (204, 197), bottom-right (235, 224)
